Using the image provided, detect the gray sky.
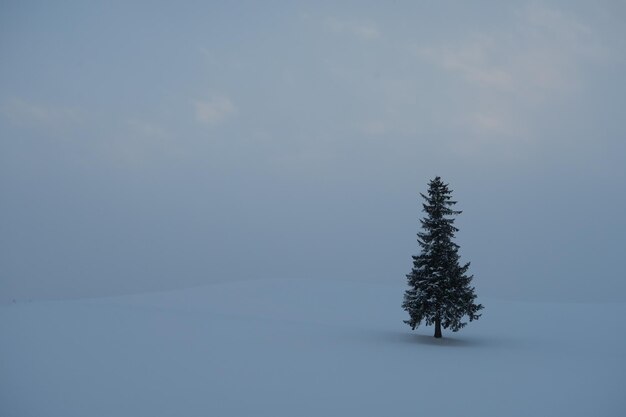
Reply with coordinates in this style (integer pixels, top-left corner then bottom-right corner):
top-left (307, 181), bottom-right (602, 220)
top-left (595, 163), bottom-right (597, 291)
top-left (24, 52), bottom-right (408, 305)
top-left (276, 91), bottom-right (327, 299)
top-left (2, 0), bottom-right (625, 302)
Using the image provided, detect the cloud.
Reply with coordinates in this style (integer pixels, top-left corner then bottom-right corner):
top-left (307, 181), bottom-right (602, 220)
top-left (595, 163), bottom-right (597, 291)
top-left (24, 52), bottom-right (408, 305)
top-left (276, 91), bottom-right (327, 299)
top-left (324, 17), bottom-right (380, 40)
top-left (194, 96), bottom-right (236, 125)
top-left (524, 4), bottom-right (592, 43)
top-left (418, 37), bottom-right (515, 92)
top-left (361, 120), bottom-right (387, 135)
top-left (464, 111), bottom-right (526, 138)
top-left (415, 4), bottom-right (606, 139)
top-left (1, 98), bottom-right (83, 128)
top-left (127, 119), bottom-right (167, 138)
top-left (99, 119), bottom-right (182, 170)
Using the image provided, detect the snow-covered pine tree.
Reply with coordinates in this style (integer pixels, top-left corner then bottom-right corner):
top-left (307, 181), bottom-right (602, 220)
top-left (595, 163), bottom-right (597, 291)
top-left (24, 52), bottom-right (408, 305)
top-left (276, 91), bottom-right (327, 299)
top-left (402, 177), bottom-right (483, 338)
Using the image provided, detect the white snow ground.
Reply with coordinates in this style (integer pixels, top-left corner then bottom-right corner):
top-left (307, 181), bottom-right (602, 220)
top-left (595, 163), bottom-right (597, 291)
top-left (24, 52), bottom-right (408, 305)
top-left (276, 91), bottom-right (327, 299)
top-left (1, 279), bottom-right (625, 417)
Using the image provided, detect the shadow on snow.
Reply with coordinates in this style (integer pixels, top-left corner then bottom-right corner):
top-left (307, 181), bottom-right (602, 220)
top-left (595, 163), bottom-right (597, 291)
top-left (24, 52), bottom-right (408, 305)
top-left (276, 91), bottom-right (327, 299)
top-left (356, 328), bottom-right (519, 349)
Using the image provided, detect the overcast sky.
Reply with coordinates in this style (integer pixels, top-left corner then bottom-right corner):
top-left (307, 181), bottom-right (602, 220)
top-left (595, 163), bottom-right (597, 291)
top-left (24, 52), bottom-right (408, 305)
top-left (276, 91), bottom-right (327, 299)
top-left (1, 0), bottom-right (625, 303)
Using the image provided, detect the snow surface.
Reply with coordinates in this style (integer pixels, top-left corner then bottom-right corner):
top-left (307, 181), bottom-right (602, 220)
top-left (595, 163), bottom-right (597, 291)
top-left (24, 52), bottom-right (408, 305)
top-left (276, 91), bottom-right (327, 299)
top-left (1, 279), bottom-right (625, 416)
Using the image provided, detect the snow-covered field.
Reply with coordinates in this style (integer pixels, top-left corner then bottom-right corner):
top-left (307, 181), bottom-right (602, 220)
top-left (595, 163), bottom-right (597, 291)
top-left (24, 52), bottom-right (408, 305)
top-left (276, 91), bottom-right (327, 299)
top-left (1, 279), bottom-right (625, 416)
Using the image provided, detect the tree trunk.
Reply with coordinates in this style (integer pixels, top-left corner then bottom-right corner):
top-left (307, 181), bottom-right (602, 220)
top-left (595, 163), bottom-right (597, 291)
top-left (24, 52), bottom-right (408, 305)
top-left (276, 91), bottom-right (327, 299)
top-left (434, 318), bottom-right (442, 338)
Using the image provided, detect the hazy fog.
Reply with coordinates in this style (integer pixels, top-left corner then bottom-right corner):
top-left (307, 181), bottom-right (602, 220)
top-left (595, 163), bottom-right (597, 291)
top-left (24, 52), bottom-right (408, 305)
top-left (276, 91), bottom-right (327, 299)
top-left (2, 0), bottom-right (625, 302)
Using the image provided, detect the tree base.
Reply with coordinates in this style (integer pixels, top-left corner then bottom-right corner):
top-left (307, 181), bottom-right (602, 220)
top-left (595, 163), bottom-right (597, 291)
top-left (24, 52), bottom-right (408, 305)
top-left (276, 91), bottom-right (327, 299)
top-left (434, 319), bottom-right (442, 338)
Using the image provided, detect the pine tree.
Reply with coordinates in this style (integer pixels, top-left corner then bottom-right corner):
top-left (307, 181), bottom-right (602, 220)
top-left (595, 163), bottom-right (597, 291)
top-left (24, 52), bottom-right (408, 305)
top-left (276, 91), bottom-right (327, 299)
top-left (402, 177), bottom-right (483, 338)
